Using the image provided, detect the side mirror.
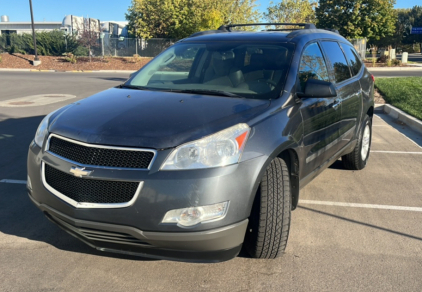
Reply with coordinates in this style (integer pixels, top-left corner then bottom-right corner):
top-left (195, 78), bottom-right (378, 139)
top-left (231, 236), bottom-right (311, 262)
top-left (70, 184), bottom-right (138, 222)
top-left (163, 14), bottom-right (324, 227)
top-left (297, 79), bottom-right (337, 98)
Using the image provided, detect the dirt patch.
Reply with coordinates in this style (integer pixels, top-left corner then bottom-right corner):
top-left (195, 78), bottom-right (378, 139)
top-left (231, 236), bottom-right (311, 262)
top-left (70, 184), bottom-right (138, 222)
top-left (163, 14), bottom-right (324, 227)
top-left (374, 88), bottom-right (386, 104)
top-left (364, 62), bottom-right (414, 67)
top-left (0, 53), bottom-right (152, 71)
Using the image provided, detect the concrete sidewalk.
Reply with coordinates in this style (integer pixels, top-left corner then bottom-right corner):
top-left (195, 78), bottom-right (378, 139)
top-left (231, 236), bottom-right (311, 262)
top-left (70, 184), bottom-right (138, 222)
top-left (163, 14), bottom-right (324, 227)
top-left (0, 68), bottom-right (135, 73)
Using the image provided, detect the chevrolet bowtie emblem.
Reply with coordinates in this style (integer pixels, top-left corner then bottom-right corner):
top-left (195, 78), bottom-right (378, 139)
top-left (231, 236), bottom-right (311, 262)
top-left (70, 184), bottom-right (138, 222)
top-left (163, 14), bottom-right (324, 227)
top-left (70, 166), bottom-right (93, 177)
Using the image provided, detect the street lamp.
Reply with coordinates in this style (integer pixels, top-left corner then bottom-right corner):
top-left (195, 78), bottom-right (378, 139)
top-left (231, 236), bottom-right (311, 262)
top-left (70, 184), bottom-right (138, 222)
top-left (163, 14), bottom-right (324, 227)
top-left (29, 0), bottom-right (41, 66)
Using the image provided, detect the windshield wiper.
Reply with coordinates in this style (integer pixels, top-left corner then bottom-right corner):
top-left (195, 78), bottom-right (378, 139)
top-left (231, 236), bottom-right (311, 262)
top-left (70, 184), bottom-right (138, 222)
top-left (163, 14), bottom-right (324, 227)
top-left (165, 89), bottom-right (244, 98)
top-left (117, 84), bottom-right (149, 90)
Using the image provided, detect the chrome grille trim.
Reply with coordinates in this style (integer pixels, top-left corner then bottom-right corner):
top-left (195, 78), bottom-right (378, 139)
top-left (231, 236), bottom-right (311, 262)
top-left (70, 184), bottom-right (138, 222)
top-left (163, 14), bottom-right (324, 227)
top-left (45, 133), bottom-right (157, 170)
top-left (41, 162), bottom-right (143, 209)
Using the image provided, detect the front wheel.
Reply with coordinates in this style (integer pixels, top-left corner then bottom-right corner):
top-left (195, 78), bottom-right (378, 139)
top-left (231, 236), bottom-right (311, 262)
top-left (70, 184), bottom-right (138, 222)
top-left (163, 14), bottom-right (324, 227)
top-left (342, 115), bottom-right (372, 170)
top-left (243, 157), bottom-right (291, 259)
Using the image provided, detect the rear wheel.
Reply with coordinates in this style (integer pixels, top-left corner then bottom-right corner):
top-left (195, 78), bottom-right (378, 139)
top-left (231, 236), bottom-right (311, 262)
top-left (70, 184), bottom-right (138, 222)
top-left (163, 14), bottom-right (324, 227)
top-left (244, 157), bottom-right (291, 259)
top-left (342, 115), bottom-right (372, 170)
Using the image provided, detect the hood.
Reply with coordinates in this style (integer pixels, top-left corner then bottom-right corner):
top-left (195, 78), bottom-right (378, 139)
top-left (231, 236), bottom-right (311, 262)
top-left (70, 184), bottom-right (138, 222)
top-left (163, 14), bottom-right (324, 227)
top-left (49, 88), bottom-right (270, 149)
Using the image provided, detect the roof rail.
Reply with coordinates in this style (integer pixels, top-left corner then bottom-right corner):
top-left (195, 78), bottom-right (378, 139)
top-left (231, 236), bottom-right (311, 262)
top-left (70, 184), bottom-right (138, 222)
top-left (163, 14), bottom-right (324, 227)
top-left (325, 28), bottom-right (340, 34)
top-left (218, 23), bottom-right (316, 32)
top-left (187, 30), bottom-right (228, 38)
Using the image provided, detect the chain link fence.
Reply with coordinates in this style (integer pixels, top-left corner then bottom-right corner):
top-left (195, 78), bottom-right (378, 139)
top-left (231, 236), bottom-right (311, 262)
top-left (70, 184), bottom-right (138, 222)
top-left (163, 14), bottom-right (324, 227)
top-left (94, 34), bottom-right (176, 58)
top-left (350, 38), bottom-right (367, 59)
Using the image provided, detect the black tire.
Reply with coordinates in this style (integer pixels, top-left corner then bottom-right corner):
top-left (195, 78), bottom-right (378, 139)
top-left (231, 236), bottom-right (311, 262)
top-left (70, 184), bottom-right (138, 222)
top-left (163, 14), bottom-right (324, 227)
top-left (342, 115), bottom-right (372, 170)
top-left (244, 157), bottom-right (291, 259)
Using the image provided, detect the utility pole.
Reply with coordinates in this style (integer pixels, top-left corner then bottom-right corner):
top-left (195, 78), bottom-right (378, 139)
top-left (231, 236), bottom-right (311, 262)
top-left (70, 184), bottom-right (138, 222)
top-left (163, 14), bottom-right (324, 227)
top-left (29, 0), bottom-right (41, 66)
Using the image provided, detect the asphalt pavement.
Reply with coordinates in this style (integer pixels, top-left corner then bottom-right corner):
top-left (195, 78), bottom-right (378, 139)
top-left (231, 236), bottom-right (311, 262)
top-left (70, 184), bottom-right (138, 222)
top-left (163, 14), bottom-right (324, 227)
top-left (1, 72), bottom-right (422, 292)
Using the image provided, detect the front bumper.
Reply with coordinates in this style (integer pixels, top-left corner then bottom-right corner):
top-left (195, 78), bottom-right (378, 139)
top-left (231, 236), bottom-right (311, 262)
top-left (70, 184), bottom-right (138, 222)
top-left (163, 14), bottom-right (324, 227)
top-left (29, 195), bottom-right (247, 262)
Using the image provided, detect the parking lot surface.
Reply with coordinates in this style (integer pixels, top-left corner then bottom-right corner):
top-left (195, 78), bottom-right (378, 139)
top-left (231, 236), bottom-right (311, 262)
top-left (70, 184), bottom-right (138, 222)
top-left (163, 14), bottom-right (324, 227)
top-left (1, 72), bottom-right (422, 292)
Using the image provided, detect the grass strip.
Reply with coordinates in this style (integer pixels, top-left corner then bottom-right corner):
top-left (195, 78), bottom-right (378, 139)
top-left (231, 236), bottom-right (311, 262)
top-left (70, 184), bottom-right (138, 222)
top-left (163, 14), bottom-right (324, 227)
top-left (375, 77), bottom-right (422, 121)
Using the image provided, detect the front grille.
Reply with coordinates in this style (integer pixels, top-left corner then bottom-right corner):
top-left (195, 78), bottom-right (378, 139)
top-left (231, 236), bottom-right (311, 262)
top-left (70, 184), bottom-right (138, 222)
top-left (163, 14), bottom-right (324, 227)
top-left (48, 136), bottom-right (154, 169)
top-left (45, 164), bottom-right (139, 204)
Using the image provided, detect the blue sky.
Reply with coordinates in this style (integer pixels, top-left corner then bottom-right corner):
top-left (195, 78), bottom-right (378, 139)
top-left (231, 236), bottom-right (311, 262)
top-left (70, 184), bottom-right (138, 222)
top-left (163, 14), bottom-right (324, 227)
top-left (1, 0), bottom-right (420, 22)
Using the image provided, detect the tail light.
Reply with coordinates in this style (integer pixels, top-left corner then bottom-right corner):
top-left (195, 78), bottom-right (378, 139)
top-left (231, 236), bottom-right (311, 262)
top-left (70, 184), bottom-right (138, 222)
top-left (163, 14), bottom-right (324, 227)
top-left (371, 74), bottom-right (375, 82)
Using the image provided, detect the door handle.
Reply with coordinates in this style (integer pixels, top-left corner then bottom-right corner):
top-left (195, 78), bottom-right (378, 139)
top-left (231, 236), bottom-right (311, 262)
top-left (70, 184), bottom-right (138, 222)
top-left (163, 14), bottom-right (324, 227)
top-left (332, 100), bottom-right (341, 110)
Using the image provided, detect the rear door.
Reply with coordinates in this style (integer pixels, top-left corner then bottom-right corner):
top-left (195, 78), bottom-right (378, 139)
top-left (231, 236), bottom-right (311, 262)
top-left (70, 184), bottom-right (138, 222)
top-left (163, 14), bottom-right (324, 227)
top-left (297, 42), bottom-right (342, 177)
top-left (320, 41), bottom-right (361, 150)
top-left (338, 43), bottom-right (364, 144)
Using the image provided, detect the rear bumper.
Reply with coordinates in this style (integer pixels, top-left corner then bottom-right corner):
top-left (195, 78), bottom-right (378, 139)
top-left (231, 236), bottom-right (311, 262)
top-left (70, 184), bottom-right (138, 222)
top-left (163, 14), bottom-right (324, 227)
top-left (29, 194), bottom-right (248, 263)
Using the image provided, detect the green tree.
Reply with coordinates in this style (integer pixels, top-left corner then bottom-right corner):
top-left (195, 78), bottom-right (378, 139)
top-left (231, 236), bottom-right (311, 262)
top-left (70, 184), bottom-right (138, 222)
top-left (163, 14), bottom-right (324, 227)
top-left (402, 6), bottom-right (422, 52)
top-left (126, 0), bottom-right (260, 39)
top-left (368, 9), bottom-right (410, 49)
top-left (316, 0), bottom-right (397, 40)
top-left (264, 0), bottom-right (317, 25)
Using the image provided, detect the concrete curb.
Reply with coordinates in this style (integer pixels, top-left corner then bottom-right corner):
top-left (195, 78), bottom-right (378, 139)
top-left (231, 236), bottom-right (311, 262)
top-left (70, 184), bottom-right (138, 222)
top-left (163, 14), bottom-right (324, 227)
top-left (368, 66), bottom-right (422, 71)
top-left (0, 68), bottom-right (135, 73)
top-left (375, 104), bottom-right (422, 135)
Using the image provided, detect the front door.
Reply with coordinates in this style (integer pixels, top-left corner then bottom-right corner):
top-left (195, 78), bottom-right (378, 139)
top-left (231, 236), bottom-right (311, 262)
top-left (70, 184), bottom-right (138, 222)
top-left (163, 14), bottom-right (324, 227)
top-left (320, 41), bottom-right (361, 150)
top-left (297, 42), bottom-right (342, 178)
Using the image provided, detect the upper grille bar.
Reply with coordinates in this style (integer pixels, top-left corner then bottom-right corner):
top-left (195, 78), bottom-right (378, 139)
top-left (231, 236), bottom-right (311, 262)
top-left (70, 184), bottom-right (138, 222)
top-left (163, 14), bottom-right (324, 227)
top-left (46, 134), bottom-right (156, 170)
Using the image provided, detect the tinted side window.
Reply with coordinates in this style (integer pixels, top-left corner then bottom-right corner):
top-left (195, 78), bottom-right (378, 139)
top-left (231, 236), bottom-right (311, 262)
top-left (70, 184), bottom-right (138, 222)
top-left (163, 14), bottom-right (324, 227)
top-left (341, 44), bottom-right (362, 76)
top-left (321, 41), bottom-right (351, 83)
top-left (298, 43), bottom-right (330, 91)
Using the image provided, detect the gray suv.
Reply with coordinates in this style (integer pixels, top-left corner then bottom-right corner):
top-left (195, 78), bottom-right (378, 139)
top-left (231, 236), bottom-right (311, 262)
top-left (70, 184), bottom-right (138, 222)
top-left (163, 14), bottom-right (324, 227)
top-left (27, 23), bottom-right (374, 262)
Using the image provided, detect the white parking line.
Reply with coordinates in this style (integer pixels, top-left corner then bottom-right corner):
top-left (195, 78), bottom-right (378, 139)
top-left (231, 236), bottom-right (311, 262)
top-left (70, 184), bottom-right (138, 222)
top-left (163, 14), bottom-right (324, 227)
top-left (0, 179), bottom-right (27, 184)
top-left (371, 151), bottom-right (422, 154)
top-left (300, 200), bottom-right (422, 212)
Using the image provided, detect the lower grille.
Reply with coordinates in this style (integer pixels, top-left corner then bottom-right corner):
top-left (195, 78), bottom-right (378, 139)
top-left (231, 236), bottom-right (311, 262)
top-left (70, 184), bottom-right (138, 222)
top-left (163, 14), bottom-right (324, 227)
top-left (47, 213), bottom-right (150, 246)
top-left (44, 164), bottom-right (139, 204)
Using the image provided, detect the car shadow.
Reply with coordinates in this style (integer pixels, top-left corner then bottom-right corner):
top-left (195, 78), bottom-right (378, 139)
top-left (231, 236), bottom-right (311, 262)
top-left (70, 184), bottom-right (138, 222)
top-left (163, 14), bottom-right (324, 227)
top-left (298, 205), bottom-right (422, 242)
top-left (328, 159), bottom-right (346, 170)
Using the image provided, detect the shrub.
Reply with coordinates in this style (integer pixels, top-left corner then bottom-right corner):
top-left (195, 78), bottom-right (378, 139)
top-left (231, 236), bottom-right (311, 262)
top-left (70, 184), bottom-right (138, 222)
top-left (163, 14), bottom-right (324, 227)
top-left (127, 54), bottom-right (142, 63)
top-left (63, 52), bottom-right (77, 64)
top-left (8, 45), bottom-right (16, 54)
top-left (0, 55), bottom-right (2, 63)
top-left (1, 30), bottom-right (80, 56)
top-left (392, 59), bottom-right (401, 66)
top-left (377, 55), bottom-right (388, 63)
top-left (73, 46), bottom-right (89, 56)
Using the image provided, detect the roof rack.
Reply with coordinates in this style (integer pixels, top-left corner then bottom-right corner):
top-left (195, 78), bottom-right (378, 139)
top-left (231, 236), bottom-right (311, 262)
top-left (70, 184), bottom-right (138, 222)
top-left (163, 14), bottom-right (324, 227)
top-left (218, 23), bottom-right (316, 32)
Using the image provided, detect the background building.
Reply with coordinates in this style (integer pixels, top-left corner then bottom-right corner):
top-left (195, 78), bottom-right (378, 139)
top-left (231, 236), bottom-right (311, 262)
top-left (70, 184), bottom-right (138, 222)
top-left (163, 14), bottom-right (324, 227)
top-left (0, 15), bottom-right (62, 35)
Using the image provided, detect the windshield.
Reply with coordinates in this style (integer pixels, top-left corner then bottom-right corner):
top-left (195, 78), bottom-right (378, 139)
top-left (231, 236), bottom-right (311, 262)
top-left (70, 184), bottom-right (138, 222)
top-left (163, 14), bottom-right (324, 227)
top-left (127, 41), bottom-right (295, 99)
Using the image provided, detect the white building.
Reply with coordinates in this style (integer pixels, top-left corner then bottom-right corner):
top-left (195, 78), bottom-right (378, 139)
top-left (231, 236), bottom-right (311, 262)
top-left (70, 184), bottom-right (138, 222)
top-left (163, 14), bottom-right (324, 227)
top-left (0, 15), bottom-right (62, 35)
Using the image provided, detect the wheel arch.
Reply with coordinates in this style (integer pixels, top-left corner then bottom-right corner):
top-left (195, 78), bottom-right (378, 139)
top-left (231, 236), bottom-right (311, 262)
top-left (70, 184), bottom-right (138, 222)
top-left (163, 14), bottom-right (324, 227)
top-left (278, 149), bottom-right (300, 210)
top-left (367, 106), bottom-right (374, 118)
top-left (247, 145), bottom-right (301, 217)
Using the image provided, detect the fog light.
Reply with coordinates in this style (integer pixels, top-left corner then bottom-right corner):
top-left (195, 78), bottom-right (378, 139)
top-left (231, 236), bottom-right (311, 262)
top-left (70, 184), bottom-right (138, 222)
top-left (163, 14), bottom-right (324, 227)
top-left (161, 201), bottom-right (229, 227)
top-left (27, 175), bottom-right (32, 190)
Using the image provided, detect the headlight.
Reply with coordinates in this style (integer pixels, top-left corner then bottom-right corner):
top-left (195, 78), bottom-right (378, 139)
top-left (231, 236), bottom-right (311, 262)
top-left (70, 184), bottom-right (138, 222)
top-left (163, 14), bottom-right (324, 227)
top-left (34, 105), bottom-right (71, 147)
top-left (161, 123), bottom-right (250, 170)
top-left (34, 112), bottom-right (55, 147)
top-left (161, 201), bottom-right (229, 227)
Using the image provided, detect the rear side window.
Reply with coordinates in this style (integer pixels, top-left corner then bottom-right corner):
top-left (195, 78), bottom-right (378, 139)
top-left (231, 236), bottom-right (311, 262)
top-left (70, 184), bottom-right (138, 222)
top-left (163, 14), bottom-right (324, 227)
top-left (298, 42), bottom-right (330, 91)
top-left (341, 44), bottom-right (362, 76)
top-left (321, 41), bottom-right (351, 83)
